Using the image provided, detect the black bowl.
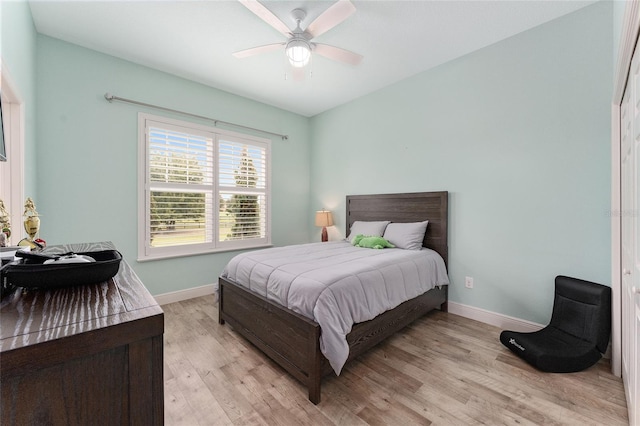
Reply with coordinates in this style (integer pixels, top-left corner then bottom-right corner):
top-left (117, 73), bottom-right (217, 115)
top-left (0, 250), bottom-right (122, 290)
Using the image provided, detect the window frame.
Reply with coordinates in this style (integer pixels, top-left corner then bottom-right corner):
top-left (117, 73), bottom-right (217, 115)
top-left (137, 113), bottom-right (271, 261)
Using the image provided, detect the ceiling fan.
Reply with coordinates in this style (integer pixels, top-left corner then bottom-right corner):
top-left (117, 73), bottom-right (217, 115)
top-left (234, 0), bottom-right (363, 73)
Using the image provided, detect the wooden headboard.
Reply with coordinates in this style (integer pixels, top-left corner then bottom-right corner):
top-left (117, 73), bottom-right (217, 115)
top-left (346, 191), bottom-right (448, 266)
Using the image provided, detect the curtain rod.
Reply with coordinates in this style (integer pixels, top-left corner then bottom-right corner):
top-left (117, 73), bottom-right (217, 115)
top-left (103, 93), bottom-right (289, 140)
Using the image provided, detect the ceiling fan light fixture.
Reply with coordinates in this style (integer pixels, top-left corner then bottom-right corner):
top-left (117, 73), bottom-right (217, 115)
top-left (236, 1), bottom-right (362, 72)
top-left (286, 39), bottom-right (311, 68)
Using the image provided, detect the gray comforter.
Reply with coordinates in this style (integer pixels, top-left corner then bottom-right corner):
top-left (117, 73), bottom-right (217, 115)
top-left (220, 241), bottom-right (449, 374)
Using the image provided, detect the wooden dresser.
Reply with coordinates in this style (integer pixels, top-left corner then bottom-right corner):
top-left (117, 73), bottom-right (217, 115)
top-left (0, 242), bottom-right (164, 425)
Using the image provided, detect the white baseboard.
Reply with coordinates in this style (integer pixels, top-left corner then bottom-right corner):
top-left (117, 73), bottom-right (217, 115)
top-left (154, 283), bottom-right (216, 306)
top-left (448, 301), bottom-right (544, 333)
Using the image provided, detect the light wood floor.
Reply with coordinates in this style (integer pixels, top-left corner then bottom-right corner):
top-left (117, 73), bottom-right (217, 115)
top-left (163, 295), bottom-right (628, 425)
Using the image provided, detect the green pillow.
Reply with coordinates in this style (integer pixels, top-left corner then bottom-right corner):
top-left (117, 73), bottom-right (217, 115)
top-left (352, 234), bottom-right (395, 249)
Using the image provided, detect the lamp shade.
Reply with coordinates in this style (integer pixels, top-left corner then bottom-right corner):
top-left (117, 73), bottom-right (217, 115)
top-left (315, 210), bottom-right (334, 227)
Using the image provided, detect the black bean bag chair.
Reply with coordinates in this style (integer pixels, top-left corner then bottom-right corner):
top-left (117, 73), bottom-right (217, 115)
top-left (499, 275), bottom-right (611, 373)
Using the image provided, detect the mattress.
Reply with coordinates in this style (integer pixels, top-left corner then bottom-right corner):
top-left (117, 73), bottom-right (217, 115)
top-left (220, 241), bottom-right (449, 374)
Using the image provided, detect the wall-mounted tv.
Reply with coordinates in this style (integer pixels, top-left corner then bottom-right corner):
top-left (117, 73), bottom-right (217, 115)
top-left (0, 92), bottom-right (6, 162)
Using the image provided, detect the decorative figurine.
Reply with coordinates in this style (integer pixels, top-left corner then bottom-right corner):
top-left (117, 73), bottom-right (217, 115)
top-left (18, 197), bottom-right (43, 249)
top-left (0, 199), bottom-right (10, 246)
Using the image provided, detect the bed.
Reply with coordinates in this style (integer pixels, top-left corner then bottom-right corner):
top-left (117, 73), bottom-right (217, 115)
top-left (218, 191), bottom-right (449, 404)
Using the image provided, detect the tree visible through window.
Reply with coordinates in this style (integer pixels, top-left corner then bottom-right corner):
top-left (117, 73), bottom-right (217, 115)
top-left (227, 148), bottom-right (260, 239)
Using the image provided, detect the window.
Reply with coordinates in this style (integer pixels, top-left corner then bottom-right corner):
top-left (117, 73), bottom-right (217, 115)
top-left (138, 113), bottom-right (271, 260)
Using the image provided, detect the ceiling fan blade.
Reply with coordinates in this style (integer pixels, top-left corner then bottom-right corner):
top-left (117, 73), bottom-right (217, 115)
top-left (238, 0), bottom-right (291, 38)
top-left (306, 0), bottom-right (356, 39)
top-left (314, 43), bottom-right (362, 66)
top-left (233, 43), bottom-right (284, 59)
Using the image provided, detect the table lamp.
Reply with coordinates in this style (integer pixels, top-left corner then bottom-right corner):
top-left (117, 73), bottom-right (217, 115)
top-left (315, 210), bottom-right (334, 242)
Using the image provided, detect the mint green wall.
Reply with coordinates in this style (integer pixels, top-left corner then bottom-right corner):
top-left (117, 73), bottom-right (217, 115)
top-left (1, 0), bottom-right (37, 197)
top-left (310, 2), bottom-right (613, 324)
top-left (35, 36), bottom-right (311, 295)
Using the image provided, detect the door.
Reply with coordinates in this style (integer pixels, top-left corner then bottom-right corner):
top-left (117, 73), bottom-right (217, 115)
top-left (622, 45), bottom-right (640, 426)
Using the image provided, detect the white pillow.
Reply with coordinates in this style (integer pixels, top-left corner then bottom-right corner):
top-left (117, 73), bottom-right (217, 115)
top-left (346, 220), bottom-right (390, 243)
top-left (383, 221), bottom-right (429, 250)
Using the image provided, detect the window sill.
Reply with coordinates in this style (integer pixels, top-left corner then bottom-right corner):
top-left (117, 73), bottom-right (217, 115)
top-left (137, 243), bottom-right (274, 262)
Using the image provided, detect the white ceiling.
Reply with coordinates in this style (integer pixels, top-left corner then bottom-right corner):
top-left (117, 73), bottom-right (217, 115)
top-left (28, 0), bottom-right (596, 117)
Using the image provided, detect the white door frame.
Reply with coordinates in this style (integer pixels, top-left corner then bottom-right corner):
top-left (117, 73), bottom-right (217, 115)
top-left (0, 60), bottom-right (25, 242)
top-left (612, 0), bottom-right (640, 379)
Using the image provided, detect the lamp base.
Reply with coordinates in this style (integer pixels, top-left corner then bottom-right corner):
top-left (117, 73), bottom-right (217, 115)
top-left (321, 227), bottom-right (328, 242)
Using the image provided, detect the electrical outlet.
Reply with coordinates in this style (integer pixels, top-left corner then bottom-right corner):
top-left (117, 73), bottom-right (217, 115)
top-left (465, 276), bottom-right (474, 289)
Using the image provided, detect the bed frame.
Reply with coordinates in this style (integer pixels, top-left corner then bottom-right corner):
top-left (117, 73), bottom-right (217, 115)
top-left (218, 191), bottom-right (448, 404)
